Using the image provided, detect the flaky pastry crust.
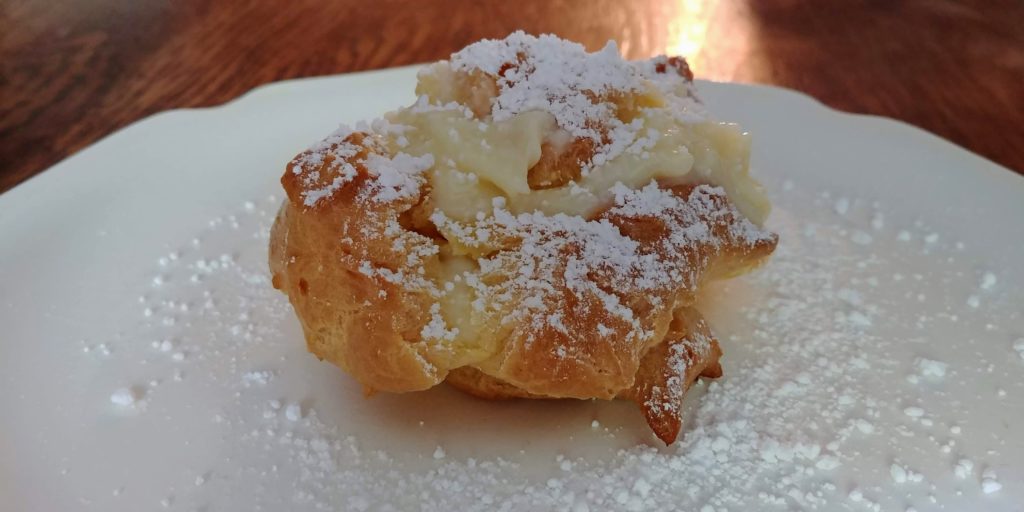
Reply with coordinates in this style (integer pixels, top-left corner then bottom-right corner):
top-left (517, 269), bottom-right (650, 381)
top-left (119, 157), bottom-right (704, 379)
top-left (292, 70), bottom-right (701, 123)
top-left (270, 32), bottom-right (778, 443)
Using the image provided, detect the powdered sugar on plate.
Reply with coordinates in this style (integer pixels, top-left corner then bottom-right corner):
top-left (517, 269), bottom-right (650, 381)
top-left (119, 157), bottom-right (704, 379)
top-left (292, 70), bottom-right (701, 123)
top-left (109, 387), bottom-right (145, 409)
top-left (68, 173), bottom-right (1022, 511)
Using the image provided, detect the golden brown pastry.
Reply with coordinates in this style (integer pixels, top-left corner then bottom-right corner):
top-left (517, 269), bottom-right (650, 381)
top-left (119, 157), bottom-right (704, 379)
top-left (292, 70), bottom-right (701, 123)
top-left (270, 32), bottom-right (777, 444)
top-left (447, 306), bottom-right (724, 444)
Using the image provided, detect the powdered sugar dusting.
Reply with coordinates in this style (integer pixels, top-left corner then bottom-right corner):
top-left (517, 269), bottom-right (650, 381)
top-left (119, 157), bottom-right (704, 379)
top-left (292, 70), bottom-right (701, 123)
top-left (431, 183), bottom-right (773, 350)
top-left (451, 34), bottom-right (639, 138)
top-left (361, 152), bottom-right (435, 203)
top-left (72, 174), bottom-right (1024, 511)
top-left (292, 126), bottom-right (360, 207)
top-left (289, 128), bottom-right (433, 207)
top-left (421, 303), bottom-right (460, 342)
top-left (109, 387), bottom-right (144, 409)
top-left (447, 31), bottom-right (702, 170)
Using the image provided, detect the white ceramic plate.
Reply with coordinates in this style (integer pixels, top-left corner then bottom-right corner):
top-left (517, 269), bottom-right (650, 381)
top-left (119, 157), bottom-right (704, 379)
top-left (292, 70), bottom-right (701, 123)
top-left (2, 67), bottom-right (1023, 512)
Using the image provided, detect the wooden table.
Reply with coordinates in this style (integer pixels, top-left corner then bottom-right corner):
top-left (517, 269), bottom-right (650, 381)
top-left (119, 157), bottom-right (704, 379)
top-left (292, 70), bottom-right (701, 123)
top-left (3, 0), bottom-right (1023, 193)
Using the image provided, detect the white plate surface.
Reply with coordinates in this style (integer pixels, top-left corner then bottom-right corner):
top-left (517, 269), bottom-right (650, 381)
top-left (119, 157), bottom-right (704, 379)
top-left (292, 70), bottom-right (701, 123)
top-left (2, 67), bottom-right (1023, 511)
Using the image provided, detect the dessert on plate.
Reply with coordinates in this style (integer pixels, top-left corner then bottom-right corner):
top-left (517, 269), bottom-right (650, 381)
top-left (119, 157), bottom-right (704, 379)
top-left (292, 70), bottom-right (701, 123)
top-left (270, 32), bottom-right (777, 444)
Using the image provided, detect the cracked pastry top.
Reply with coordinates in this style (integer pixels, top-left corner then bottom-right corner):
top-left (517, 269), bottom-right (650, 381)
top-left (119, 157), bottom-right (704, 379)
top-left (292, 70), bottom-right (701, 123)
top-left (270, 32), bottom-right (778, 444)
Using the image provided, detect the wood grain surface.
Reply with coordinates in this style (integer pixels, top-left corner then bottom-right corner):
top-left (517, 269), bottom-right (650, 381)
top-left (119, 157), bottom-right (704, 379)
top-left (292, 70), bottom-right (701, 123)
top-left (2, 0), bottom-right (1023, 193)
